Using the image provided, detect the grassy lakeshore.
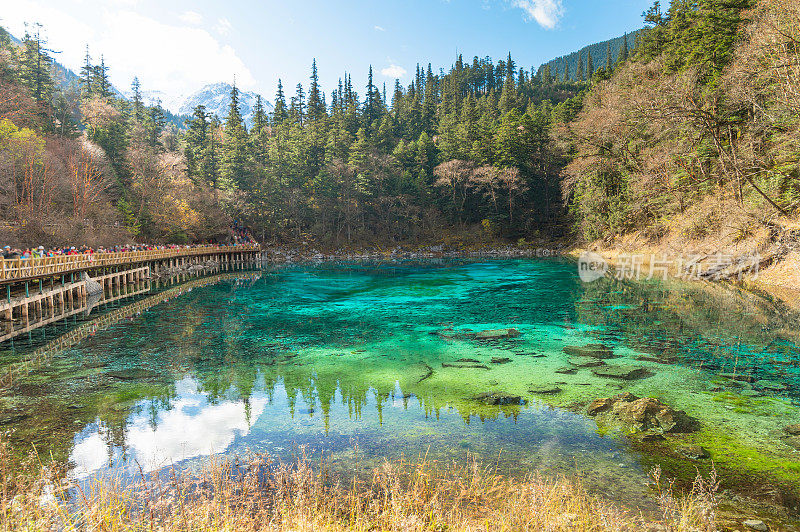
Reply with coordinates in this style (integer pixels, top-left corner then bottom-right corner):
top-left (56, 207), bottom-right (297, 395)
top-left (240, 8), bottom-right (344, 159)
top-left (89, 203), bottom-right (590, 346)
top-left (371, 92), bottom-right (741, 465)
top-left (1, 441), bottom-right (721, 532)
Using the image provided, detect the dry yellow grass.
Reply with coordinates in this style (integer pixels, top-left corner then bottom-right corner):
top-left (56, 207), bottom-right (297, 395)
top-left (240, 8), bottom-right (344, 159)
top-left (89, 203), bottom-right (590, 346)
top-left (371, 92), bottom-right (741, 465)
top-left (0, 435), bottom-right (722, 532)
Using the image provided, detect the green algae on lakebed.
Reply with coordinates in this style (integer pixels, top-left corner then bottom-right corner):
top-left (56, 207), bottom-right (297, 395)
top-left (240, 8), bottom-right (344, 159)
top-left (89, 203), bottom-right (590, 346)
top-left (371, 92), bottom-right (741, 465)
top-left (0, 258), bottom-right (799, 518)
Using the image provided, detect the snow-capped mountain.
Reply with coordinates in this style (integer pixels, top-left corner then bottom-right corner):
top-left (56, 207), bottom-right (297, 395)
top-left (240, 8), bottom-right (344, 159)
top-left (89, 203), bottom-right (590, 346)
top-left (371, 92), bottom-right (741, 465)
top-left (177, 83), bottom-right (272, 129)
top-left (121, 89), bottom-right (185, 115)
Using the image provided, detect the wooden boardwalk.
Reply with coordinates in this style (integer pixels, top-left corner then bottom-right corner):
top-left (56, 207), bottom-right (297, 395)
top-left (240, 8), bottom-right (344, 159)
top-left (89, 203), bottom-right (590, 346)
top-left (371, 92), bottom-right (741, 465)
top-left (0, 244), bottom-right (259, 284)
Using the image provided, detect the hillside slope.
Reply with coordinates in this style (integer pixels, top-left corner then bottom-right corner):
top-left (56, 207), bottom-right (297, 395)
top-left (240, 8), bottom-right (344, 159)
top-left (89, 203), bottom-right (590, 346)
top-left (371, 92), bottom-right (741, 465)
top-left (561, 0), bottom-right (800, 287)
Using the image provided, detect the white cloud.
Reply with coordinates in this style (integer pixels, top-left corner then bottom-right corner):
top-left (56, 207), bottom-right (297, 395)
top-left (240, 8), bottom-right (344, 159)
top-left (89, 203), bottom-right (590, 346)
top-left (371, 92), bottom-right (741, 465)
top-left (380, 64), bottom-right (406, 78)
top-left (179, 10), bottom-right (203, 26)
top-left (374, 25), bottom-right (385, 32)
top-left (0, 1), bottom-right (255, 104)
top-left (214, 17), bottom-right (232, 36)
top-left (510, 0), bottom-right (563, 29)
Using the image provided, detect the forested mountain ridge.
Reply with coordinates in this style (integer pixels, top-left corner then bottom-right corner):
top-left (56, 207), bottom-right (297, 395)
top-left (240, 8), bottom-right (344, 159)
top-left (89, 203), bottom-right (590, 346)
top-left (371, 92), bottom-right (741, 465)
top-left (538, 31), bottom-right (640, 83)
top-left (1, 0), bottom-right (796, 255)
top-left (0, 22), bottom-right (588, 246)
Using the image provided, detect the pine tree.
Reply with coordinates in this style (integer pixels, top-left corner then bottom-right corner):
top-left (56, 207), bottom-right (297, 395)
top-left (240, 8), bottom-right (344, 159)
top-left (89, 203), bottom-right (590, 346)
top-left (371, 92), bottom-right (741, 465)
top-left (562, 58), bottom-right (570, 83)
top-left (131, 77), bottom-right (144, 123)
top-left (222, 81), bottom-right (249, 189)
top-left (226, 82), bottom-right (244, 131)
top-left (94, 55), bottom-right (111, 98)
top-left (586, 50), bottom-right (594, 78)
top-left (541, 64), bottom-right (552, 85)
top-left (185, 105), bottom-right (209, 180)
top-left (80, 44), bottom-right (93, 97)
top-left (617, 32), bottom-right (629, 63)
top-left (307, 59), bottom-right (325, 120)
top-left (391, 79), bottom-right (403, 116)
top-left (605, 42), bottom-right (613, 72)
top-left (364, 65), bottom-right (382, 135)
top-left (506, 52), bottom-right (515, 78)
top-left (290, 83), bottom-right (306, 124)
top-left (145, 104), bottom-right (165, 147)
top-left (20, 24), bottom-right (54, 105)
top-left (576, 51), bottom-right (584, 82)
top-left (273, 79), bottom-right (288, 124)
top-left (253, 94), bottom-right (267, 131)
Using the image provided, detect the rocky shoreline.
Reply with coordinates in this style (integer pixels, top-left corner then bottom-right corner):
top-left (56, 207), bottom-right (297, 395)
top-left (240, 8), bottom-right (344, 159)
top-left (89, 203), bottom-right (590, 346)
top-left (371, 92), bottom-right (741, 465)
top-left (260, 242), bottom-right (568, 264)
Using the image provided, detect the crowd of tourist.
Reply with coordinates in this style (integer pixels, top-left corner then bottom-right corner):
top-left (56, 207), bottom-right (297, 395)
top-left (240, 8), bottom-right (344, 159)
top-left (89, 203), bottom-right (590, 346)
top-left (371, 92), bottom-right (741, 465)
top-left (1, 225), bottom-right (258, 261)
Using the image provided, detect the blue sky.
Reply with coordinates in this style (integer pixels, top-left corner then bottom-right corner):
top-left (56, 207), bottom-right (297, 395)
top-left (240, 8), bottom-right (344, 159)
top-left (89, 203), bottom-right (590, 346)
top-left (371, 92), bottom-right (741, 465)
top-left (2, 0), bottom-right (652, 111)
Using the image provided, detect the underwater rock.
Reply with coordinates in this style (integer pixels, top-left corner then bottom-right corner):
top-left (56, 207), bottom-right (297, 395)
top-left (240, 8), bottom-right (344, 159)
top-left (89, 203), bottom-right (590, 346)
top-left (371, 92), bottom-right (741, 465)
top-left (473, 392), bottom-right (525, 406)
top-left (587, 392), bottom-right (696, 433)
top-left (563, 343), bottom-right (615, 359)
top-left (742, 519), bottom-right (769, 531)
top-left (785, 424), bottom-right (800, 436)
top-left (0, 413), bottom-right (29, 425)
top-left (739, 389), bottom-right (762, 397)
top-left (755, 380), bottom-right (788, 392)
top-left (475, 328), bottom-right (521, 340)
top-left (587, 397), bottom-right (614, 415)
top-left (555, 366), bottom-right (578, 375)
top-left (677, 444), bottom-right (709, 460)
top-left (528, 384), bottom-right (561, 394)
top-left (567, 356), bottom-right (606, 368)
top-left (592, 365), bottom-right (652, 380)
top-left (442, 362), bottom-right (489, 370)
top-left (719, 373), bottom-right (757, 383)
top-left (106, 368), bottom-right (156, 381)
top-left (491, 357), bottom-right (512, 364)
top-left (639, 430), bottom-right (666, 442)
top-left (782, 436), bottom-right (800, 450)
top-left (514, 351), bottom-right (545, 357)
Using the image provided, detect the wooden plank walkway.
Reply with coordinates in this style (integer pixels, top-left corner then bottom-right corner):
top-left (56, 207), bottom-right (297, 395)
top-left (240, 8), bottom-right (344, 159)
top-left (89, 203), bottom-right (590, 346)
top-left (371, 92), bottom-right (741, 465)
top-left (0, 244), bottom-right (259, 284)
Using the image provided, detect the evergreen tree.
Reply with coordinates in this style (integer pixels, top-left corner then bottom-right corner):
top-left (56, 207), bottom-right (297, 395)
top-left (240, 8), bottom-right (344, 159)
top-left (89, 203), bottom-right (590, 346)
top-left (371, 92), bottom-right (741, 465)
top-left (576, 52), bottom-right (584, 82)
top-left (94, 55), bottom-right (111, 98)
top-left (606, 42), bottom-right (613, 72)
top-left (617, 32), bottom-right (629, 63)
top-left (131, 77), bottom-right (144, 123)
top-left (290, 83), bottom-right (306, 124)
top-left (145, 103), bottom-right (165, 147)
top-left (363, 65), bottom-right (382, 135)
top-left (586, 51), bottom-right (594, 78)
top-left (307, 59), bottom-right (325, 120)
top-left (222, 82), bottom-right (249, 189)
top-left (185, 105), bottom-right (209, 180)
top-left (273, 79), bottom-right (288, 124)
top-left (253, 94), bottom-right (267, 131)
top-left (19, 24), bottom-right (54, 105)
top-left (226, 82), bottom-right (244, 131)
top-left (80, 44), bottom-right (93, 97)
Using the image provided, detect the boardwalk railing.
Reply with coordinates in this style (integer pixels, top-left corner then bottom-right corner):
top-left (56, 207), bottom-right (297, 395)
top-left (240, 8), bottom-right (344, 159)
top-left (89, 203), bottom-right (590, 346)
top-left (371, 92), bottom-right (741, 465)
top-left (0, 244), bottom-right (259, 283)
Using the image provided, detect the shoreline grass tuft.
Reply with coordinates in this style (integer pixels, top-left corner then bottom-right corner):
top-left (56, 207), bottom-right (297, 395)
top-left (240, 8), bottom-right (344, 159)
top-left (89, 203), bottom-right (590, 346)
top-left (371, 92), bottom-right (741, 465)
top-left (0, 436), bottom-right (720, 531)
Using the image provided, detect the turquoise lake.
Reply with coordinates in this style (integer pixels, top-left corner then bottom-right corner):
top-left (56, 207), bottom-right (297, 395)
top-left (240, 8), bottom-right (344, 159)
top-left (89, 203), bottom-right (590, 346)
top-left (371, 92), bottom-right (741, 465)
top-left (1, 259), bottom-right (799, 517)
